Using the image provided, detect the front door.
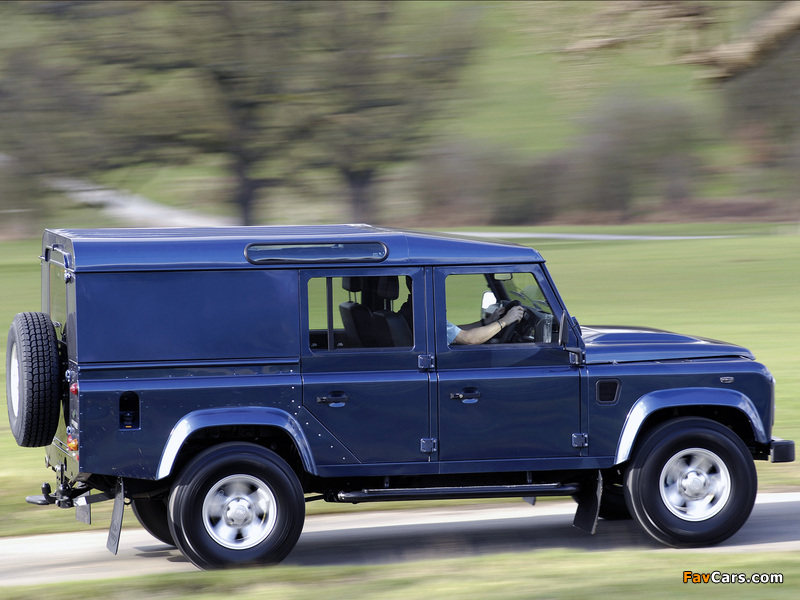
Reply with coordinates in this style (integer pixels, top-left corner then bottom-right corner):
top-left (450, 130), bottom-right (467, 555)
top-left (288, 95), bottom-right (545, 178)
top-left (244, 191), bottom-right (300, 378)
top-left (434, 266), bottom-right (581, 464)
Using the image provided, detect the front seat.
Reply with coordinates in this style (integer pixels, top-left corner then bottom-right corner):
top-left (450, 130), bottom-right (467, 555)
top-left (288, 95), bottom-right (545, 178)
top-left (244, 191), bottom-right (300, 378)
top-left (372, 276), bottom-right (413, 347)
top-left (339, 277), bottom-right (375, 347)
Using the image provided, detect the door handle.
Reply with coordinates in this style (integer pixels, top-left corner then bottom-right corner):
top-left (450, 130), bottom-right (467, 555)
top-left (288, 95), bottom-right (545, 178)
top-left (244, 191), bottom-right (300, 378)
top-left (450, 388), bottom-right (481, 404)
top-left (317, 392), bottom-right (349, 407)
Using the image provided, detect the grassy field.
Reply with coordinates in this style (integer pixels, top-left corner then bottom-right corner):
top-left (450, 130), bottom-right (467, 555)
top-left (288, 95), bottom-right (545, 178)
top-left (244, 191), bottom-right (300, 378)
top-left (2, 548), bottom-right (799, 599)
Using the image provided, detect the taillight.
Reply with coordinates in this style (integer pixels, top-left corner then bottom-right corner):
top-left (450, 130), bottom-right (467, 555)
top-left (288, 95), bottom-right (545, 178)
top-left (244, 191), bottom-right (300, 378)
top-left (68, 381), bottom-right (79, 456)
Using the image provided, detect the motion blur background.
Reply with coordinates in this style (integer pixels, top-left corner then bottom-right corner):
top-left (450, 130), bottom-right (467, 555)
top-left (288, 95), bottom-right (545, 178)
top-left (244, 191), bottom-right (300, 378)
top-left (2, 5), bottom-right (800, 596)
top-left (2, 0), bottom-right (800, 235)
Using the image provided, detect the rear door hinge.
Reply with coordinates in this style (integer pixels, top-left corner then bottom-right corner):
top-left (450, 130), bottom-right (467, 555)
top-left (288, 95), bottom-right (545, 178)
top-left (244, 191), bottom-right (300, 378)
top-left (418, 354), bottom-right (435, 371)
top-left (572, 433), bottom-right (589, 448)
top-left (420, 438), bottom-right (438, 454)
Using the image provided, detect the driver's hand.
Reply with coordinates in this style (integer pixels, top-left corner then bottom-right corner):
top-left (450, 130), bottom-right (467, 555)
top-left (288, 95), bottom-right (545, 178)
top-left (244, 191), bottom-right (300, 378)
top-left (499, 305), bottom-right (524, 327)
top-left (485, 305), bottom-right (505, 324)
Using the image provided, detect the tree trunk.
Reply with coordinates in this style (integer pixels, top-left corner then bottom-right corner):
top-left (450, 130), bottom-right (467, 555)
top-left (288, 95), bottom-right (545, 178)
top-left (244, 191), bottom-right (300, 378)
top-left (343, 168), bottom-right (376, 224)
top-left (232, 154), bottom-right (259, 226)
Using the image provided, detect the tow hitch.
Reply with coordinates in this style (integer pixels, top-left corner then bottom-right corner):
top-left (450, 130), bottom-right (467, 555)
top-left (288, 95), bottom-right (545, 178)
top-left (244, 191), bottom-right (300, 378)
top-left (26, 480), bottom-right (112, 508)
top-left (25, 478), bottom-right (125, 554)
top-left (25, 482), bottom-right (82, 508)
top-left (25, 482), bottom-right (57, 506)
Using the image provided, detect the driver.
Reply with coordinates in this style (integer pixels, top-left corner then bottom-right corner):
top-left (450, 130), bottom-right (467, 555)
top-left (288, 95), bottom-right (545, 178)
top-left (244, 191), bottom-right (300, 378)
top-left (448, 304), bottom-right (524, 345)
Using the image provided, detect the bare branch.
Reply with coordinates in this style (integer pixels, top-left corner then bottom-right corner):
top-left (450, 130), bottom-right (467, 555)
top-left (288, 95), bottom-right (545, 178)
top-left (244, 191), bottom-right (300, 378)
top-left (682, 1), bottom-right (800, 80)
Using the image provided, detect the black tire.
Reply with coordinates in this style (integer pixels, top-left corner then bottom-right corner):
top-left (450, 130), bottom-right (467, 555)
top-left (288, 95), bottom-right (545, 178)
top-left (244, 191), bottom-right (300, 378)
top-left (6, 312), bottom-right (61, 447)
top-left (168, 442), bottom-right (305, 569)
top-left (624, 417), bottom-right (756, 547)
top-left (131, 497), bottom-right (175, 547)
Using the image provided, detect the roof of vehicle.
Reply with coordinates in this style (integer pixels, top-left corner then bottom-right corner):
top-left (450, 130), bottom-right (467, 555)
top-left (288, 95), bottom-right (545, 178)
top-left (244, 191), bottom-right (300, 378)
top-left (43, 225), bottom-right (544, 272)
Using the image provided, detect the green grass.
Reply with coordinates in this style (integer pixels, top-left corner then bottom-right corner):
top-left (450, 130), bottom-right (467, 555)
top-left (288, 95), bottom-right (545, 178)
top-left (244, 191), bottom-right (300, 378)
top-left (2, 548), bottom-right (800, 598)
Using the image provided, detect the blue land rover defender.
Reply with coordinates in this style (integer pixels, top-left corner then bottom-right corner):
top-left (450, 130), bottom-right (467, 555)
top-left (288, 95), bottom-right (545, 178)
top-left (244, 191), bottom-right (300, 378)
top-left (5, 225), bottom-right (794, 569)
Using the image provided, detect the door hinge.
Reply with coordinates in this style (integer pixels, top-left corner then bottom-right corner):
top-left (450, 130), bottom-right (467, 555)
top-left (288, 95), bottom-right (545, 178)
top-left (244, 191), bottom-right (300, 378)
top-left (420, 438), bottom-right (438, 454)
top-left (418, 354), bottom-right (435, 371)
top-left (572, 433), bottom-right (589, 448)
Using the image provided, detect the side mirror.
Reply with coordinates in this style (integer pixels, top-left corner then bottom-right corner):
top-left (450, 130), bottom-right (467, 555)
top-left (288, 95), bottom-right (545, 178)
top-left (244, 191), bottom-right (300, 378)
top-left (481, 291), bottom-right (498, 321)
top-left (559, 312), bottom-right (584, 365)
top-left (558, 311), bottom-right (569, 346)
top-left (481, 290), bottom-right (497, 311)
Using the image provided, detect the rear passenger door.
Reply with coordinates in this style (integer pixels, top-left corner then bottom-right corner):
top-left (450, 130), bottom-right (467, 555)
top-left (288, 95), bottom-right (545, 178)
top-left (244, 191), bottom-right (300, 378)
top-left (300, 268), bottom-right (432, 464)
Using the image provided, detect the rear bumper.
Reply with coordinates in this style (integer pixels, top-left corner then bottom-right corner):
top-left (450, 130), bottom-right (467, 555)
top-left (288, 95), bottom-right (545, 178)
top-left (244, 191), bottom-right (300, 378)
top-left (770, 437), bottom-right (795, 463)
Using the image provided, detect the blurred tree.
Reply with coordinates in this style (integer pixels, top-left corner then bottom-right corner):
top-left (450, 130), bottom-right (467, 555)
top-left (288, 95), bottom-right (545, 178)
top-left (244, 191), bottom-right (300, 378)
top-left (561, 1), bottom-right (800, 199)
top-left (682, 0), bottom-right (800, 81)
top-left (0, 1), bottom-right (478, 225)
top-left (415, 141), bottom-right (559, 226)
top-left (0, 1), bottom-right (314, 226)
top-left (722, 30), bottom-right (800, 145)
top-left (0, 153), bottom-right (46, 238)
top-left (568, 91), bottom-right (699, 217)
top-left (517, 1), bottom-right (800, 208)
top-left (558, 1), bottom-right (800, 81)
top-left (301, 2), bottom-right (478, 223)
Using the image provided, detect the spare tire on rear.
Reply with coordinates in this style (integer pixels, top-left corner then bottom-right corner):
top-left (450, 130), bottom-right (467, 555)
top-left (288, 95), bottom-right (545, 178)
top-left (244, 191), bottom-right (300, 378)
top-left (6, 312), bottom-right (61, 447)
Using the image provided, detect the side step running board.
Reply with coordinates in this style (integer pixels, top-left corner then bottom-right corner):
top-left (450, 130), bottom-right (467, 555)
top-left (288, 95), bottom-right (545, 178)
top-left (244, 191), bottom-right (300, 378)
top-left (336, 482), bottom-right (580, 503)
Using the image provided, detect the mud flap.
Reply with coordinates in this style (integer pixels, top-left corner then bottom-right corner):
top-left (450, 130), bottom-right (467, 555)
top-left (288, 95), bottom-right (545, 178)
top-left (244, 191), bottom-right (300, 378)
top-left (75, 499), bottom-right (91, 525)
top-left (106, 478), bottom-right (125, 555)
top-left (572, 470), bottom-right (602, 534)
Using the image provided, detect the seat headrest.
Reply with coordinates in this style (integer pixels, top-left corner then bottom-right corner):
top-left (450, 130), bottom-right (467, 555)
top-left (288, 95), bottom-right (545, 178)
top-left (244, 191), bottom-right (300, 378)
top-left (376, 276), bottom-right (399, 300)
top-left (341, 277), bottom-right (363, 292)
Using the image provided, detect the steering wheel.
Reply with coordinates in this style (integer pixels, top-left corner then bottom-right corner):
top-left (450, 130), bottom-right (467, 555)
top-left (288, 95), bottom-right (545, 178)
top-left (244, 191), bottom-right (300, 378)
top-left (496, 300), bottom-right (539, 344)
top-left (497, 300), bottom-right (521, 343)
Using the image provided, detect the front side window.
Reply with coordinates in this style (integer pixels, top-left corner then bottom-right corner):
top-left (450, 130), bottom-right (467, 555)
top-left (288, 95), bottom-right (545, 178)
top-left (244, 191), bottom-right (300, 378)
top-left (308, 275), bottom-right (413, 350)
top-left (445, 271), bottom-right (556, 345)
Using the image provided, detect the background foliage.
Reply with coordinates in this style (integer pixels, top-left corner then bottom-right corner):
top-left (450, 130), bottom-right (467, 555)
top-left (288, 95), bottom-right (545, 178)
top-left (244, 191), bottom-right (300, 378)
top-left (2, 1), bottom-right (800, 230)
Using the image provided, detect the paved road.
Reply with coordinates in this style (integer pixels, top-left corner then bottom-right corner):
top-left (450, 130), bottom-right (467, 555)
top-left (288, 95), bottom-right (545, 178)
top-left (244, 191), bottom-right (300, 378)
top-left (1, 492), bottom-right (798, 586)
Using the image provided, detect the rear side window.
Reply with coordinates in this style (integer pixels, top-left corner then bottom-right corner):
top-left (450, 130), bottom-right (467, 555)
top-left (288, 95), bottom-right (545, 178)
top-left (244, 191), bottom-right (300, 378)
top-left (46, 247), bottom-right (71, 340)
top-left (48, 263), bottom-right (67, 339)
top-left (308, 275), bottom-right (413, 350)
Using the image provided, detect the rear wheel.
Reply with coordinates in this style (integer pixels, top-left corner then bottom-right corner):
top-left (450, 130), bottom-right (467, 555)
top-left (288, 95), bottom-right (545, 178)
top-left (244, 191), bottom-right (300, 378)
top-left (6, 312), bottom-right (61, 447)
top-left (131, 497), bottom-right (174, 547)
top-left (168, 443), bottom-right (305, 569)
top-left (624, 417), bottom-right (756, 547)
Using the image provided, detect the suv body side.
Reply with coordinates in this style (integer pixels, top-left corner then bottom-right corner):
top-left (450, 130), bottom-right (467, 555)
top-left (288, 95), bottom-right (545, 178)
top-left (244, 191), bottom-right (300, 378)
top-left (5, 224), bottom-right (791, 569)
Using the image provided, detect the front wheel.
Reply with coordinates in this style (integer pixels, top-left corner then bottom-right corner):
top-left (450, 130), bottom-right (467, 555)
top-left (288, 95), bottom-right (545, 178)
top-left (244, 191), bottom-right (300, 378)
top-left (168, 443), bottom-right (305, 569)
top-left (624, 417), bottom-right (756, 547)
